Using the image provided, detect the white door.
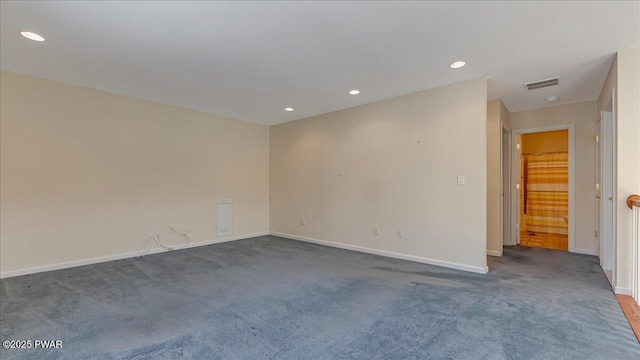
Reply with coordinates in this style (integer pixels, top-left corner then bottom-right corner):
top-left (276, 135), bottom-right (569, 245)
top-left (502, 128), bottom-right (513, 246)
top-left (602, 111), bottom-right (614, 271)
top-left (596, 118), bottom-right (602, 263)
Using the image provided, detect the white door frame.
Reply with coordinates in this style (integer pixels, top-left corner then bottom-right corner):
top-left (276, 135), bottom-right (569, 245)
top-left (510, 124), bottom-right (576, 252)
top-left (610, 89), bottom-right (617, 287)
top-left (596, 116), bottom-right (602, 263)
top-left (598, 90), bottom-right (617, 286)
top-left (600, 110), bottom-right (615, 272)
top-left (501, 127), bottom-right (512, 248)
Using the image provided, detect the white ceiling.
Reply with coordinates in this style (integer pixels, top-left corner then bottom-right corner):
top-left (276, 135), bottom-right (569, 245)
top-left (1, 1), bottom-right (638, 125)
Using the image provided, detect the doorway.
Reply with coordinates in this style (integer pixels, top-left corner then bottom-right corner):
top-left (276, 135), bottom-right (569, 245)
top-left (519, 130), bottom-right (569, 250)
top-left (597, 96), bottom-right (616, 284)
top-left (511, 125), bottom-right (575, 252)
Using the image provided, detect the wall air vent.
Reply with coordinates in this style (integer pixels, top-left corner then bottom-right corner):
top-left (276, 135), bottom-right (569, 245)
top-left (524, 77), bottom-right (559, 90)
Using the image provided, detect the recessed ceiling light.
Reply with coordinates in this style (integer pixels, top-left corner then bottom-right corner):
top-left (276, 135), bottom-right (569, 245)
top-left (284, 107), bottom-right (294, 112)
top-left (20, 31), bottom-right (45, 42)
top-left (348, 90), bottom-right (360, 95)
top-left (449, 61), bottom-right (466, 69)
top-left (546, 96), bottom-right (559, 102)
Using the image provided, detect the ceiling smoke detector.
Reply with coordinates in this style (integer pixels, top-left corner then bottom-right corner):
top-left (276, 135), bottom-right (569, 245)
top-left (524, 77), bottom-right (559, 90)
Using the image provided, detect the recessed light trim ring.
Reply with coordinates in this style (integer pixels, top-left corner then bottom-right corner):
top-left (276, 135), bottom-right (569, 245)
top-left (20, 31), bottom-right (45, 42)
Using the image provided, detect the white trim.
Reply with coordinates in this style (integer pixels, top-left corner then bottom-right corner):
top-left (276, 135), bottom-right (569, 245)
top-left (500, 124), bottom-right (504, 250)
top-left (598, 107), bottom-right (616, 274)
top-left (487, 250), bottom-right (503, 257)
top-left (572, 248), bottom-right (597, 256)
top-left (501, 127), bottom-right (512, 247)
top-left (568, 124), bottom-right (576, 253)
top-left (614, 286), bottom-right (632, 296)
top-left (596, 115), bottom-right (603, 265)
top-left (270, 231), bottom-right (489, 274)
top-left (511, 124), bottom-right (578, 253)
top-left (610, 88), bottom-right (618, 292)
top-left (0, 232), bottom-right (269, 279)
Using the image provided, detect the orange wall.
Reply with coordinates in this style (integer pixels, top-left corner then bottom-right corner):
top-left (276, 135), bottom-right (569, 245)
top-left (519, 130), bottom-right (568, 233)
top-left (521, 130), bottom-right (568, 154)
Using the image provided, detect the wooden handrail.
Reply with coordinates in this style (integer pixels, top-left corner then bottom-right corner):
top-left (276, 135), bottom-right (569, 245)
top-left (627, 194), bottom-right (640, 209)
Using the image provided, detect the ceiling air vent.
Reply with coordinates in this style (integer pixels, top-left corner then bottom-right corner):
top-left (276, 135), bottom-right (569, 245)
top-left (524, 77), bottom-right (559, 90)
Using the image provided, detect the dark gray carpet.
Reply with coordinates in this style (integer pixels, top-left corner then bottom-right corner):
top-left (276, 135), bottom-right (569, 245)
top-left (1, 236), bottom-right (639, 359)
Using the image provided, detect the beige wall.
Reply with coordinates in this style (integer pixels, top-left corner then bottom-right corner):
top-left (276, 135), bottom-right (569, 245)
top-left (604, 47), bottom-right (640, 293)
top-left (510, 101), bottom-right (597, 253)
top-left (500, 101), bottom-right (511, 132)
top-left (521, 130), bottom-right (568, 154)
top-left (0, 71), bottom-right (270, 275)
top-left (487, 100), bottom-right (507, 255)
top-left (270, 78), bottom-right (488, 273)
top-left (597, 56), bottom-right (617, 114)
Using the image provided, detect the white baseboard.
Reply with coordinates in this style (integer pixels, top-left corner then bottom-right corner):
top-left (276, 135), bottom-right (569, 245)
top-left (571, 248), bottom-right (596, 256)
top-left (270, 231), bottom-right (489, 274)
top-left (0, 232), bottom-right (269, 279)
top-left (487, 250), bottom-right (503, 257)
top-left (614, 286), bottom-right (632, 296)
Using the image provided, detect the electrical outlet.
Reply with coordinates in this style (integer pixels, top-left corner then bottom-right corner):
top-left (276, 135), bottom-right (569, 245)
top-left (141, 226), bottom-right (149, 236)
top-left (373, 226), bottom-right (380, 236)
top-left (397, 229), bottom-right (404, 238)
top-left (301, 218), bottom-right (306, 226)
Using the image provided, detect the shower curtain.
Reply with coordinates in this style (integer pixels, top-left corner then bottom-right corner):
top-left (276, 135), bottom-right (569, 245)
top-left (524, 152), bottom-right (569, 235)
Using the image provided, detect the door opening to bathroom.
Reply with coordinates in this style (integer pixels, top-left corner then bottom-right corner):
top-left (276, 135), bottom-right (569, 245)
top-left (516, 129), bottom-right (570, 251)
